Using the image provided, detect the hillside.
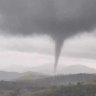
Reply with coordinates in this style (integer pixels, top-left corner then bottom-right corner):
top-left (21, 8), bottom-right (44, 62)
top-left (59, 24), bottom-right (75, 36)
top-left (59, 65), bottom-right (96, 75)
top-left (31, 64), bottom-right (96, 75)
top-left (29, 74), bottom-right (96, 87)
top-left (17, 71), bottom-right (48, 81)
top-left (28, 85), bottom-right (96, 96)
top-left (0, 71), bottom-right (21, 81)
top-left (1, 81), bottom-right (96, 96)
top-left (0, 71), bottom-right (48, 81)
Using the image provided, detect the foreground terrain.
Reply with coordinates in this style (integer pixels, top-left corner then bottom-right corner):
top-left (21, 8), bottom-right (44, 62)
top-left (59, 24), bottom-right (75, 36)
top-left (0, 73), bottom-right (96, 96)
top-left (0, 81), bottom-right (96, 96)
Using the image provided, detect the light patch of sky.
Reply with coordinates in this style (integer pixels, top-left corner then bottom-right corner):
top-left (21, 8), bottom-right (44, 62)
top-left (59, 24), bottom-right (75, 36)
top-left (0, 30), bottom-right (96, 71)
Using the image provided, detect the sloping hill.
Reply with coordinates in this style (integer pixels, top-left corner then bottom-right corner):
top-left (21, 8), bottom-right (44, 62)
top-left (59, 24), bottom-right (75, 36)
top-left (59, 65), bottom-right (96, 75)
top-left (29, 74), bottom-right (96, 87)
top-left (0, 71), bottom-right (21, 81)
top-left (0, 71), bottom-right (48, 81)
top-left (17, 71), bottom-right (49, 81)
top-left (27, 85), bottom-right (96, 96)
top-left (30, 64), bottom-right (96, 75)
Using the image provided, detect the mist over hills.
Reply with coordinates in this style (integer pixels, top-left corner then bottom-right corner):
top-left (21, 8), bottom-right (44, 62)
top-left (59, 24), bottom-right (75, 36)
top-left (2, 64), bottom-right (96, 75)
top-left (31, 74), bottom-right (96, 87)
top-left (0, 65), bottom-right (96, 86)
top-left (2, 64), bottom-right (29, 73)
top-left (0, 71), bottom-right (21, 81)
top-left (59, 65), bottom-right (96, 75)
top-left (0, 71), bottom-right (48, 81)
top-left (17, 71), bottom-right (48, 81)
top-left (31, 64), bottom-right (96, 75)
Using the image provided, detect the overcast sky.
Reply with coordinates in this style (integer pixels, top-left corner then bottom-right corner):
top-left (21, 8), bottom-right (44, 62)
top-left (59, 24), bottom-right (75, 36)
top-left (0, 0), bottom-right (96, 72)
top-left (0, 30), bottom-right (96, 71)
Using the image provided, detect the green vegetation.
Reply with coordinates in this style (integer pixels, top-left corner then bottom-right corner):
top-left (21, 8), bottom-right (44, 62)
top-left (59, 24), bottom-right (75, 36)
top-left (0, 81), bottom-right (96, 96)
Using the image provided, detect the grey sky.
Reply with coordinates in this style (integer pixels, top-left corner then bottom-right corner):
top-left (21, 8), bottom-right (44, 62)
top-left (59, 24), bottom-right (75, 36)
top-left (0, 0), bottom-right (96, 71)
top-left (0, 31), bottom-right (96, 71)
top-left (0, 31), bottom-right (96, 58)
top-left (0, 0), bottom-right (96, 36)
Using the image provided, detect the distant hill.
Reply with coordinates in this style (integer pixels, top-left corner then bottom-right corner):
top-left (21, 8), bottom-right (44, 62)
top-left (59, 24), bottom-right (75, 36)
top-left (17, 71), bottom-right (49, 81)
top-left (2, 64), bottom-right (96, 75)
top-left (0, 71), bottom-right (21, 81)
top-left (30, 64), bottom-right (55, 75)
top-left (1, 64), bottom-right (96, 83)
top-left (0, 71), bottom-right (48, 81)
top-left (3, 64), bottom-right (29, 73)
top-left (59, 65), bottom-right (96, 75)
top-left (1, 70), bottom-right (96, 88)
top-left (30, 64), bottom-right (96, 75)
top-left (29, 74), bottom-right (96, 87)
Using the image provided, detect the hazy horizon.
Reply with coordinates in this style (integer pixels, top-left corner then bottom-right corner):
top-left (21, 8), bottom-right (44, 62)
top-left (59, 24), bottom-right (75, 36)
top-left (0, 32), bottom-right (96, 72)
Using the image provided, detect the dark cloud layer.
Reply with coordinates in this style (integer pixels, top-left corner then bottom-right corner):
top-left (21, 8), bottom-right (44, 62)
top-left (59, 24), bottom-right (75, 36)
top-left (0, 0), bottom-right (96, 71)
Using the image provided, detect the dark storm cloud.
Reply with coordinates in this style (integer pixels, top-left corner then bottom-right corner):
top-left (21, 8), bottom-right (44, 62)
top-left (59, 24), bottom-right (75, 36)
top-left (0, 0), bottom-right (96, 71)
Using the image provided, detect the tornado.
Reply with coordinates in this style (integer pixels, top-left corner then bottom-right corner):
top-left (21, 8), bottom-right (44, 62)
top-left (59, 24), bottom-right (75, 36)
top-left (54, 37), bottom-right (64, 72)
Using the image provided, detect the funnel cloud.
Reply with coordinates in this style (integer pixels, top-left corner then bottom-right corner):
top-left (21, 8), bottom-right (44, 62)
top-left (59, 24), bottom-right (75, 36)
top-left (0, 0), bottom-right (96, 71)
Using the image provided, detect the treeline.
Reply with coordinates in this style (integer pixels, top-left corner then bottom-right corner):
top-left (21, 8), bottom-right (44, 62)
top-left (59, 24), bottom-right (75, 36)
top-left (51, 85), bottom-right (96, 96)
top-left (0, 81), bottom-right (96, 96)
